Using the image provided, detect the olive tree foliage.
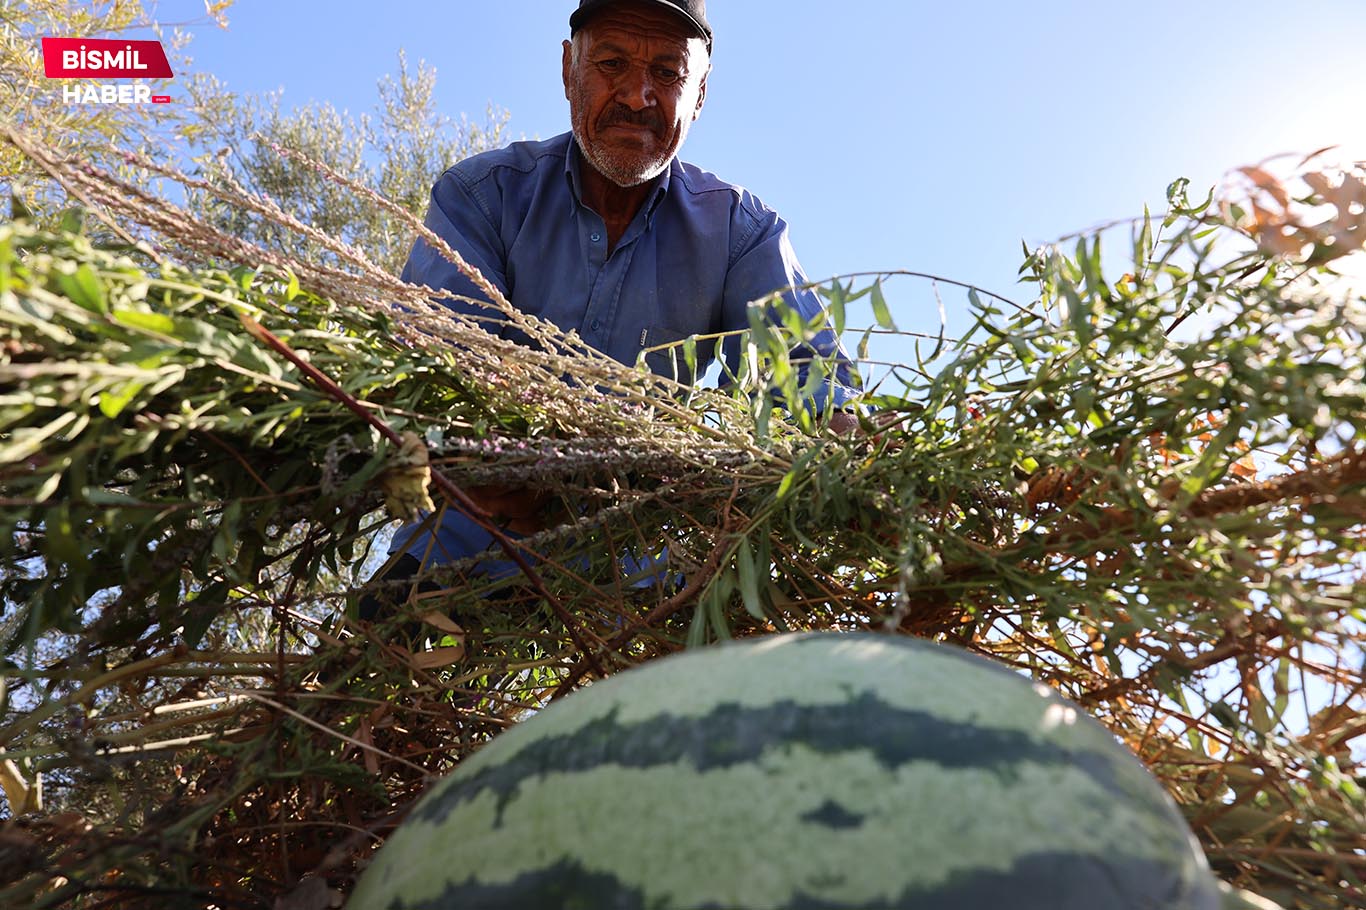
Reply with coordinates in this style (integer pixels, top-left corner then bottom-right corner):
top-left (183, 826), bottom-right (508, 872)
top-left (0, 0), bottom-right (225, 220)
top-left (181, 54), bottom-right (510, 275)
top-left (1, 0), bottom-right (508, 275)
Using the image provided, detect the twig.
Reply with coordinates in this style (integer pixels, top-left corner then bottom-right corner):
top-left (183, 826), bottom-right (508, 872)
top-left (236, 315), bottom-right (608, 679)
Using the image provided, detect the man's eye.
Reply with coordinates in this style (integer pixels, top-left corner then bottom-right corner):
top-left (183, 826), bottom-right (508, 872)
top-left (653, 67), bottom-right (680, 84)
top-left (597, 59), bottom-right (624, 73)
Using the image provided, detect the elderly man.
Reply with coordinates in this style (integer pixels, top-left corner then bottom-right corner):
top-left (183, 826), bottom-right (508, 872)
top-left (368, 0), bottom-right (855, 611)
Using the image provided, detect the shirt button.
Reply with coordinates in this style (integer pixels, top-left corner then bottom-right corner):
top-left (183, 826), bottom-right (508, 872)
top-left (590, 319), bottom-right (601, 331)
top-left (590, 232), bottom-right (601, 242)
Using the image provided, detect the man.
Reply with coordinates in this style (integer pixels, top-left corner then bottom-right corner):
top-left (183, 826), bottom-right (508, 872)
top-left (370, 0), bottom-right (856, 609)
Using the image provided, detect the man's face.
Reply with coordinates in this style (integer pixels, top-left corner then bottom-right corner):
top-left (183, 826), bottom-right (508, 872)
top-left (563, 2), bottom-right (709, 188)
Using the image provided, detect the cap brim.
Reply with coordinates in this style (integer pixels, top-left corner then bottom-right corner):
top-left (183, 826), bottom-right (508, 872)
top-left (570, 0), bottom-right (711, 49)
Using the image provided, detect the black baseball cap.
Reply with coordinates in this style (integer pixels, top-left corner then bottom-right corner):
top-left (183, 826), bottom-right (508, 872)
top-left (569, 0), bottom-right (713, 52)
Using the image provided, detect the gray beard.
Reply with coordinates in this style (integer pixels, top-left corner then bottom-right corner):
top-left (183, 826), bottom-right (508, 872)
top-left (572, 125), bottom-right (674, 188)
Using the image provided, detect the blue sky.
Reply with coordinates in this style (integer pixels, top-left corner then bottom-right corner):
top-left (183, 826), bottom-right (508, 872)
top-left (152, 0), bottom-right (1366, 341)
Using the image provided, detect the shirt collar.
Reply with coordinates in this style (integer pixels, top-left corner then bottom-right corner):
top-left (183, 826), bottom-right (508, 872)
top-left (564, 133), bottom-right (673, 222)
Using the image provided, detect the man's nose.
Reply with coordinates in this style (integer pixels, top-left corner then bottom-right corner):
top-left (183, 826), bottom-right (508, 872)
top-left (614, 65), bottom-right (656, 111)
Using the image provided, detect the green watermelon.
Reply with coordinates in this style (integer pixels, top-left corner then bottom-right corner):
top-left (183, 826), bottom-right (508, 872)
top-left (350, 633), bottom-right (1224, 909)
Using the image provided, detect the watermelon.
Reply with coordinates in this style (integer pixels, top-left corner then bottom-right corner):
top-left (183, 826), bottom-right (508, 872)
top-left (350, 633), bottom-right (1225, 909)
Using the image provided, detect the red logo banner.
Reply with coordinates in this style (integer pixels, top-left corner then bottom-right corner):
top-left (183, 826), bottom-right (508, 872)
top-left (42, 38), bottom-right (174, 79)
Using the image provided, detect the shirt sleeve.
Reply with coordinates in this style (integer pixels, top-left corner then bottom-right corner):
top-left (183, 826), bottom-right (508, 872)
top-left (400, 168), bottom-right (511, 325)
top-left (719, 207), bottom-right (861, 413)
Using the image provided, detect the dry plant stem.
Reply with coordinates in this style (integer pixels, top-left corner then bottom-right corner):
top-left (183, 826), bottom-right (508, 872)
top-left (5, 653), bottom-right (305, 683)
top-left (1079, 633), bottom-right (1247, 707)
top-left (255, 136), bottom-right (634, 381)
top-left (6, 126), bottom-right (144, 251)
top-left (1189, 448), bottom-right (1366, 517)
top-left (0, 651), bottom-right (196, 748)
top-left (264, 139), bottom-right (510, 313)
top-left (1208, 848), bottom-right (1366, 867)
top-left (553, 484), bottom-right (744, 696)
top-left (939, 447), bottom-right (1366, 579)
top-left (237, 314), bottom-right (608, 680)
top-left (202, 430), bottom-right (275, 495)
top-left (78, 726), bottom-right (266, 759)
top-left (7, 128), bottom-right (773, 461)
top-left (184, 137), bottom-right (775, 459)
top-left (243, 693), bottom-right (430, 777)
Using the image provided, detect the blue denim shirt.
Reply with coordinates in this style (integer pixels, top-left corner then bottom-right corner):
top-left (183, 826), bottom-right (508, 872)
top-left (392, 132), bottom-right (854, 567)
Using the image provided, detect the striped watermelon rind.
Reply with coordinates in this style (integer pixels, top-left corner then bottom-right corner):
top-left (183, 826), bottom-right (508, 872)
top-left (350, 633), bottom-right (1223, 909)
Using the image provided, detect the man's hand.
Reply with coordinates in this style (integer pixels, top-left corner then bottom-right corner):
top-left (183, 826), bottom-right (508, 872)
top-left (827, 410), bottom-right (861, 436)
top-left (466, 484), bottom-right (552, 535)
top-left (827, 409), bottom-right (911, 445)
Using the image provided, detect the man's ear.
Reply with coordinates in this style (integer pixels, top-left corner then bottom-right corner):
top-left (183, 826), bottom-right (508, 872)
top-left (562, 39), bottom-right (573, 101)
top-left (693, 69), bottom-right (708, 122)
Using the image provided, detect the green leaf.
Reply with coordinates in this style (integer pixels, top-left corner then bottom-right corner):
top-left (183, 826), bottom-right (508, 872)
top-left (1164, 177), bottom-right (1190, 227)
top-left (97, 380), bottom-right (146, 418)
top-left (686, 598), bottom-right (710, 647)
top-left (1209, 701), bottom-right (1241, 730)
top-left (1065, 286), bottom-right (1091, 346)
top-left (0, 235), bottom-right (12, 295)
top-left (692, 568), bottom-right (736, 645)
top-left (44, 505), bottom-right (81, 566)
top-left (870, 280), bottom-right (894, 330)
top-left (33, 472), bottom-right (62, 502)
top-left (56, 263), bottom-right (109, 314)
top-left (736, 536), bottom-right (766, 621)
top-left (229, 337), bottom-right (285, 379)
top-left (82, 488), bottom-right (148, 506)
top-left (1272, 657), bottom-right (1291, 718)
top-left (1136, 203), bottom-right (1153, 269)
top-left (182, 581), bottom-right (228, 648)
top-left (10, 191), bottom-right (34, 222)
top-left (775, 469), bottom-right (797, 501)
top-left (231, 266), bottom-right (257, 292)
top-left (113, 308), bottom-right (178, 336)
top-left (212, 500), bottom-right (243, 564)
top-left (709, 567), bottom-right (736, 639)
top-left (58, 208), bottom-right (86, 235)
top-left (828, 282), bottom-right (846, 337)
top-left (753, 392), bottom-right (774, 447)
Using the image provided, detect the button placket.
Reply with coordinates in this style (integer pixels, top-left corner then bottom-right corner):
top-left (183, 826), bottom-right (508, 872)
top-left (575, 188), bottom-right (651, 352)
top-left (582, 242), bottom-right (638, 349)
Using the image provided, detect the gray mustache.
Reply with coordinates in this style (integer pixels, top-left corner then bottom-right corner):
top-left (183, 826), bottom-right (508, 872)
top-left (600, 106), bottom-right (662, 131)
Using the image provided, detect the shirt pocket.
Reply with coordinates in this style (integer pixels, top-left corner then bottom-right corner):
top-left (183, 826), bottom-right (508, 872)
top-left (639, 326), bottom-right (712, 383)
